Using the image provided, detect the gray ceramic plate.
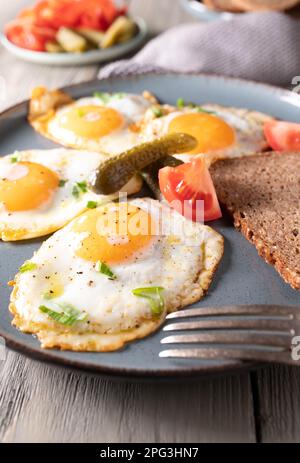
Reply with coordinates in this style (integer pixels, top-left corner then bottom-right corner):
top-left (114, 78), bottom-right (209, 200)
top-left (0, 74), bottom-right (300, 379)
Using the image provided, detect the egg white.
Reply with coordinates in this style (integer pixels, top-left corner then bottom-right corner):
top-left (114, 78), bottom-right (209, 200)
top-left (46, 94), bottom-right (152, 154)
top-left (141, 104), bottom-right (273, 163)
top-left (10, 198), bottom-right (224, 351)
top-left (0, 149), bottom-right (141, 241)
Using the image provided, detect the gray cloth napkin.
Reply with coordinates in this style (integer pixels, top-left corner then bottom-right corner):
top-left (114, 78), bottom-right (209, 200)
top-left (99, 12), bottom-right (300, 86)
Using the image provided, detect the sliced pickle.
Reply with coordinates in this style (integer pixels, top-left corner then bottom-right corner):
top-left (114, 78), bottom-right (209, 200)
top-left (90, 133), bottom-right (196, 195)
top-left (56, 27), bottom-right (89, 53)
top-left (75, 28), bottom-right (104, 47)
top-left (45, 41), bottom-right (64, 53)
top-left (101, 16), bottom-right (138, 49)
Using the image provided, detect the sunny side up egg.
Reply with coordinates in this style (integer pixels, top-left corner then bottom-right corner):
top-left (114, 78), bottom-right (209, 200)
top-left (29, 88), bottom-right (153, 154)
top-left (10, 198), bottom-right (224, 351)
top-left (0, 149), bottom-right (141, 241)
top-left (141, 104), bottom-right (273, 163)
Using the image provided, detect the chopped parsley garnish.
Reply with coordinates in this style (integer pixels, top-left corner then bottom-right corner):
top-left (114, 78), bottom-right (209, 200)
top-left (19, 261), bottom-right (37, 273)
top-left (39, 303), bottom-right (87, 326)
top-left (152, 107), bottom-right (163, 118)
top-left (58, 179), bottom-right (67, 187)
top-left (132, 286), bottom-right (165, 316)
top-left (176, 97), bottom-right (185, 109)
top-left (86, 200), bottom-right (98, 209)
top-left (176, 97), bottom-right (215, 114)
top-left (95, 261), bottom-right (116, 280)
top-left (10, 152), bottom-right (22, 163)
top-left (93, 91), bottom-right (125, 104)
top-left (72, 181), bottom-right (88, 198)
top-left (195, 106), bottom-right (216, 114)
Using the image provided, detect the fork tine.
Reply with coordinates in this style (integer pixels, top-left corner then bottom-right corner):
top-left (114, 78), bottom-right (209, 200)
top-left (166, 305), bottom-right (300, 320)
top-left (159, 348), bottom-right (296, 365)
top-left (161, 332), bottom-right (292, 348)
top-left (163, 319), bottom-right (295, 332)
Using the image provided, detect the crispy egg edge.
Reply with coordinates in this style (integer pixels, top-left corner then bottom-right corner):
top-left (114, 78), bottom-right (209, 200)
top-left (9, 223), bottom-right (224, 352)
top-left (28, 87), bottom-right (158, 152)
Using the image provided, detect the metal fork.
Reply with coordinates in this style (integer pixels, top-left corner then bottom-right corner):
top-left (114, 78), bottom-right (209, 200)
top-left (159, 305), bottom-right (300, 365)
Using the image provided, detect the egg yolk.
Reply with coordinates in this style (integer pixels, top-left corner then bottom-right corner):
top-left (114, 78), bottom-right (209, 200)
top-left (59, 105), bottom-right (123, 139)
top-left (73, 203), bottom-right (155, 264)
top-left (168, 113), bottom-right (235, 154)
top-left (0, 162), bottom-right (59, 212)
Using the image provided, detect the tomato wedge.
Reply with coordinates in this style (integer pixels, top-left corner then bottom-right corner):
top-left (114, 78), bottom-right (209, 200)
top-left (5, 20), bottom-right (56, 51)
top-left (34, 0), bottom-right (83, 29)
top-left (264, 120), bottom-right (300, 151)
top-left (158, 158), bottom-right (222, 223)
top-left (78, 0), bottom-right (127, 30)
top-left (33, 0), bottom-right (126, 31)
top-left (6, 0), bottom-right (128, 51)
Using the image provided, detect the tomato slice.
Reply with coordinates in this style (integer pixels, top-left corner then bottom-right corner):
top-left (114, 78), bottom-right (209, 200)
top-left (7, 0), bottom-right (128, 39)
top-left (78, 0), bottom-right (127, 31)
top-left (34, 0), bottom-right (83, 29)
top-left (264, 120), bottom-right (300, 151)
top-left (5, 20), bottom-right (56, 51)
top-left (158, 158), bottom-right (222, 223)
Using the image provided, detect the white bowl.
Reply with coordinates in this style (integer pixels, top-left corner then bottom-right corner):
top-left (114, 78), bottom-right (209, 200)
top-left (0, 16), bottom-right (147, 66)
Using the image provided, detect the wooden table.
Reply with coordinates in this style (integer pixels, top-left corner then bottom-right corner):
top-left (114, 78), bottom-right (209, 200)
top-left (0, 0), bottom-right (299, 444)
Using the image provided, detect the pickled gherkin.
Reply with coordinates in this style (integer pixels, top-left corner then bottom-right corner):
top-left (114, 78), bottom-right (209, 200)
top-left (89, 133), bottom-right (196, 195)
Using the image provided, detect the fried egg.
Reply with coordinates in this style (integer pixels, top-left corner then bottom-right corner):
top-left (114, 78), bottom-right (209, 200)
top-left (141, 104), bottom-right (273, 163)
top-left (0, 149), bottom-right (141, 241)
top-left (10, 198), bottom-right (224, 351)
top-left (29, 87), bottom-right (154, 154)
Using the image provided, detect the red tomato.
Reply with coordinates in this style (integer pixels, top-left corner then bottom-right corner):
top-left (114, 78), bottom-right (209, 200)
top-left (34, 1), bottom-right (83, 29)
top-left (158, 158), bottom-right (222, 223)
top-left (264, 120), bottom-right (300, 151)
top-left (5, 20), bottom-right (56, 52)
top-left (8, 0), bottom-right (127, 38)
top-left (79, 5), bottom-right (110, 31)
top-left (78, 0), bottom-right (127, 31)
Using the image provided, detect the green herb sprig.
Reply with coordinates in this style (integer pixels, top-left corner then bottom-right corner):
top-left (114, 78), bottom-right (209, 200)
top-left (152, 107), bottom-right (163, 118)
top-left (176, 98), bottom-right (216, 114)
top-left (19, 261), bottom-right (37, 273)
top-left (132, 286), bottom-right (165, 316)
top-left (10, 152), bottom-right (22, 163)
top-left (95, 261), bottom-right (116, 280)
top-left (94, 92), bottom-right (125, 104)
top-left (86, 200), bottom-right (98, 209)
top-left (59, 179), bottom-right (67, 188)
top-left (72, 181), bottom-right (88, 198)
top-left (39, 303), bottom-right (87, 326)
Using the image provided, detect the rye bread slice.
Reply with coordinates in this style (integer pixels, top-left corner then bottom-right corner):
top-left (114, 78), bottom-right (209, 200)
top-left (210, 152), bottom-right (300, 290)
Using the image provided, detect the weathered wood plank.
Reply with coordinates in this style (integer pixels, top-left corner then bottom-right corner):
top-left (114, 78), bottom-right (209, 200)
top-left (0, 353), bottom-right (256, 443)
top-left (254, 365), bottom-right (300, 443)
top-left (0, 49), bottom-right (98, 113)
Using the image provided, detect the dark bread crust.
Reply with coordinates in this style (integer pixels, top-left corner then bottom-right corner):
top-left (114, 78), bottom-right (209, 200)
top-left (210, 152), bottom-right (300, 290)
